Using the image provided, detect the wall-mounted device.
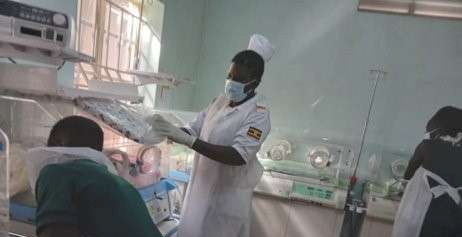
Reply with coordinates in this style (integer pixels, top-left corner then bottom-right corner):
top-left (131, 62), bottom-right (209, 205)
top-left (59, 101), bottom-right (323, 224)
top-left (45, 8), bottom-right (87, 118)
top-left (0, 0), bottom-right (71, 47)
top-left (0, 0), bottom-right (92, 65)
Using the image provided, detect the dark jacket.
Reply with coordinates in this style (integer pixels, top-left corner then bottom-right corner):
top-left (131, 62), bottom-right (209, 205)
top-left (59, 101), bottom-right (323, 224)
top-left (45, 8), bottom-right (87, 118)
top-left (404, 139), bottom-right (462, 237)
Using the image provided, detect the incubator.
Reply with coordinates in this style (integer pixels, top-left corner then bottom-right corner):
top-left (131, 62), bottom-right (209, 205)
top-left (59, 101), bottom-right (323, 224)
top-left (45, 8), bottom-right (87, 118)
top-left (363, 151), bottom-right (409, 221)
top-left (255, 137), bottom-right (354, 209)
top-left (0, 92), bottom-right (191, 236)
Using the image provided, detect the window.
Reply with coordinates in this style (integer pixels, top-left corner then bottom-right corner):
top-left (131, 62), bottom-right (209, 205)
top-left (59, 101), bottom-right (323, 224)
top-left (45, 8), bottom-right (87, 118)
top-left (74, 0), bottom-right (163, 88)
top-left (358, 0), bottom-right (462, 20)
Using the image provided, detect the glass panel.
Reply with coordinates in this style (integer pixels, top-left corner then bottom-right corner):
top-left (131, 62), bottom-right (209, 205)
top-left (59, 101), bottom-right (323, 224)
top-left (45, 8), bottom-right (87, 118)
top-left (132, 17), bottom-right (140, 44)
top-left (107, 36), bottom-right (120, 68)
top-left (122, 14), bottom-right (132, 41)
top-left (109, 7), bottom-right (122, 35)
top-left (102, 34), bottom-right (108, 66)
top-left (79, 24), bottom-right (95, 57)
top-left (119, 14), bottom-right (133, 70)
top-left (129, 43), bottom-right (137, 70)
top-left (119, 42), bottom-right (130, 70)
top-left (80, 0), bottom-right (97, 23)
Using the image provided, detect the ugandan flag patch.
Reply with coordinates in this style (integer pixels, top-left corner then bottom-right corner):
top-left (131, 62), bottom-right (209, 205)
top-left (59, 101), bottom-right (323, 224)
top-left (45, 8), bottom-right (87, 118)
top-left (247, 127), bottom-right (262, 141)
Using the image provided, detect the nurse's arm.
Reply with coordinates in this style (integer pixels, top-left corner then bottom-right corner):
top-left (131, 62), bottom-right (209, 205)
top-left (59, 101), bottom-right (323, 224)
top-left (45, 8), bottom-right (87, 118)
top-left (186, 110), bottom-right (270, 167)
top-left (191, 139), bottom-right (246, 166)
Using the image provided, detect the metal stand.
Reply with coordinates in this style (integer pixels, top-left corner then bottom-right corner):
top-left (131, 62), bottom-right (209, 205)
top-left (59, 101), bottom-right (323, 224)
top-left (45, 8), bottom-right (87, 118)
top-left (340, 67), bottom-right (387, 237)
top-left (0, 128), bottom-right (9, 237)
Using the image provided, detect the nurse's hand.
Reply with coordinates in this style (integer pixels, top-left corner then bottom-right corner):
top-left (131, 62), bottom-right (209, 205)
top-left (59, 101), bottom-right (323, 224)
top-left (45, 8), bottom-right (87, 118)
top-left (146, 114), bottom-right (197, 147)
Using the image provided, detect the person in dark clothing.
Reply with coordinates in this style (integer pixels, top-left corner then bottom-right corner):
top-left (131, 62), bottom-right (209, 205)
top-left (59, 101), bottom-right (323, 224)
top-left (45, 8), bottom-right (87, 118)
top-left (402, 106), bottom-right (462, 237)
top-left (32, 116), bottom-right (163, 237)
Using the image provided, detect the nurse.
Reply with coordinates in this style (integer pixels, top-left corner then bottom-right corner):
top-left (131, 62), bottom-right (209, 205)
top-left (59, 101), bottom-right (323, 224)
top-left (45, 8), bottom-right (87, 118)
top-left (393, 106), bottom-right (462, 237)
top-left (145, 34), bottom-right (274, 237)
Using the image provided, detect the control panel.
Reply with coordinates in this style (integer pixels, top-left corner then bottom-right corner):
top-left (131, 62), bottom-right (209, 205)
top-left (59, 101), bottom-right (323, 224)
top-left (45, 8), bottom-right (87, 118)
top-left (0, 0), bottom-right (71, 47)
top-left (0, 0), bottom-right (68, 28)
top-left (255, 171), bottom-right (347, 209)
top-left (291, 182), bottom-right (335, 201)
top-left (290, 181), bottom-right (347, 209)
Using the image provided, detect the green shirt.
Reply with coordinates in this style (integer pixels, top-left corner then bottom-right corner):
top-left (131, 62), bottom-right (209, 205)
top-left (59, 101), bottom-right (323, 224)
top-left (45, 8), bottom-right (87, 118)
top-left (35, 159), bottom-right (163, 237)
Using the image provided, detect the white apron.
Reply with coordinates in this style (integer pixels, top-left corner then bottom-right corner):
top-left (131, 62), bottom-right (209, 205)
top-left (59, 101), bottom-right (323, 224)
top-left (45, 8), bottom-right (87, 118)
top-left (177, 97), bottom-right (265, 237)
top-left (392, 167), bottom-right (462, 237)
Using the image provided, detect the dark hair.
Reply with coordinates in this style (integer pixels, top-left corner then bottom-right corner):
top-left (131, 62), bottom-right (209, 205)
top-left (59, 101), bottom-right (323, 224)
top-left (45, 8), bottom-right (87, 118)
top-left (426, 106), bottom-right (462, 138)
top-left (47, 116), bottom-right (104, 151)
top-left (232, 50), bottom-right (265, 82)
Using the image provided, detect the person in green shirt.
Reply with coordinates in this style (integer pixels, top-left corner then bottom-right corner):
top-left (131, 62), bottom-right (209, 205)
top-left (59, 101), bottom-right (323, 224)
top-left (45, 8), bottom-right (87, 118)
top-left (33, 116), bottom-right (163, 237)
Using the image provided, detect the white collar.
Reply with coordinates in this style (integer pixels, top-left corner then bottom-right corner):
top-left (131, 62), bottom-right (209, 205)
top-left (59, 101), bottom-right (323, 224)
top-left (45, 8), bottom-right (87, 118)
top-left (25, 147), bottom-right (119, 194)
top-left (27, 147), bottom-right (118, 175)
top-left (219, 94), bottom-right (261, 112)
top-left (32, 146), bottom-right (106, 159)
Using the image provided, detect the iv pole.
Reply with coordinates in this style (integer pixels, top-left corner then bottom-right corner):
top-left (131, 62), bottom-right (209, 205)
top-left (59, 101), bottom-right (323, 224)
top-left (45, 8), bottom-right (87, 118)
top-left (340, 66), bottom-right (387, 237)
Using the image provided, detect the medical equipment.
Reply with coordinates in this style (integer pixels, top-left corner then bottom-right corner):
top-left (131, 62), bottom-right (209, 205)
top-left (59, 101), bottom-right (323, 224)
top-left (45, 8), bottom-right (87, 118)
top-left (0, 86), bottom-right (193, 236)
top-left (0, 0), bottom-right (71, 46)
top-left (0, 0), bottom-right (92, 65)
top-left (260, 140), bottom-right (352, 183)
top-left (364, 153), bottom-right (410, 222)
top-left (106, 145), bottom-right (163, 188)
top-left (0, 129), bottom-right (9, 237)
top-left (339, 68), bottom-right (388, 237)
top-left (367, 153), bottom-right (409, 196)
top-left (75, 97), bottom-right (160, 144)
top-left (267, 140), bottom-right (291, 161)
top-left (390, 159), bottom-right (408, 180)
top-left (0, 93), bottom-right (186, 237)
top-left (308, 145), bottom-right (333, 169)
top-left (256, 139), bottom-right (352, 209)
top-left (0, 1), bottom-right (187, 234)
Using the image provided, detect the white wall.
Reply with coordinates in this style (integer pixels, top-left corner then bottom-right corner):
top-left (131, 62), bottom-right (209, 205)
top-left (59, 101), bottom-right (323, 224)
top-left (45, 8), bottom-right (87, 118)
top-left (161, 0), bottom-right (462, 178)
top-left (157, 0), bottom-right (206, 109)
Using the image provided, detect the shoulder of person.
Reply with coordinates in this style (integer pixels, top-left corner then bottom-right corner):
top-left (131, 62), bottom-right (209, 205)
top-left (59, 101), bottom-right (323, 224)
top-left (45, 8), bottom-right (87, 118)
top-left (248, 103), bottom-right (270, 124)
top-left (255, 105), bottom-right (268, 113)
top-left (254, 99), bottom-right (270, 114)
top-left (254, 95), bottom-right (269, 113)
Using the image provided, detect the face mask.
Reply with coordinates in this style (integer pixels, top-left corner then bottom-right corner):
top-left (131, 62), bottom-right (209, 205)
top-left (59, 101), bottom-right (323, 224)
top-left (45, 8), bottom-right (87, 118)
top-left (423, 133), bottom-right (431, 140)
top-left (224, 79), bottom-right (254, 102)
top-left (424, 128), bottom-right (440, 140)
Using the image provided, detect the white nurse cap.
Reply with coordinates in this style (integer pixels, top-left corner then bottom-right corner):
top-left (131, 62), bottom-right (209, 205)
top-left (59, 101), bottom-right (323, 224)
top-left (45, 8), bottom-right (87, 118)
top-left (248, 34), bottom-right (275, 62)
